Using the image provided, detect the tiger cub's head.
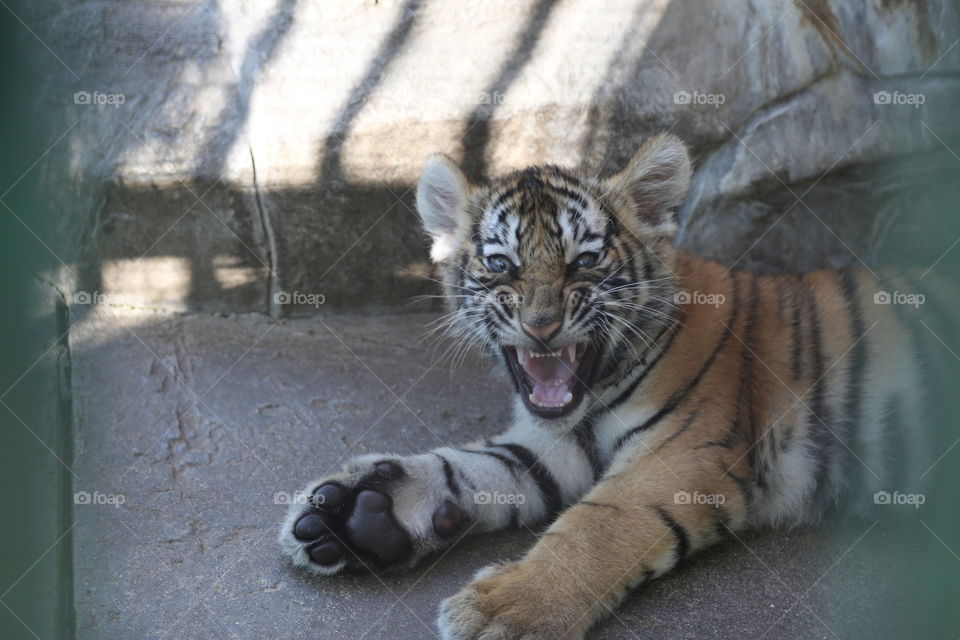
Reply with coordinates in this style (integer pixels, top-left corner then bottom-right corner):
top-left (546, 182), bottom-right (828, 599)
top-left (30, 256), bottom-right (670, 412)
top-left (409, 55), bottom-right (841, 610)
top-left (416, 133), bottom-right (691, 420)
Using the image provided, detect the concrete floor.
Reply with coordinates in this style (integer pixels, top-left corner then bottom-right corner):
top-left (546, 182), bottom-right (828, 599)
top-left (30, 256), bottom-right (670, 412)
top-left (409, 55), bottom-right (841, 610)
top-left (69, 307), bottom-right (903, 639)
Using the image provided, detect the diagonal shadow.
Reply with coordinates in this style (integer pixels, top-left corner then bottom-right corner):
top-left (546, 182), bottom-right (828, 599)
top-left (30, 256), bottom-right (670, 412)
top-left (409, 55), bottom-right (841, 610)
top-left (201, 0), bottom-right (302, 179)
top-left (459, 0), bottom-right (560, 181)
top-left (317, 0), bottom-right (425, 182)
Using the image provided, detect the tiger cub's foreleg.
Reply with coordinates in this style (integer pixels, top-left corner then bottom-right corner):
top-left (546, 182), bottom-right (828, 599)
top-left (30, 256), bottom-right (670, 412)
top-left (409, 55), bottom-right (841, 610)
top-left (278, 421), bottom-right (597, 575)
top-left (438, 421), bottom-right (750, 640)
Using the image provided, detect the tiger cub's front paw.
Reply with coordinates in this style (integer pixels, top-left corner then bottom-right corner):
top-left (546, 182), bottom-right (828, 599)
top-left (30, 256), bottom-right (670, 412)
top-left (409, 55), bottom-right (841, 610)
top-left (438, 562), bottom-right (587, 640)
top-left (278, 454), bottom-right (468, 575)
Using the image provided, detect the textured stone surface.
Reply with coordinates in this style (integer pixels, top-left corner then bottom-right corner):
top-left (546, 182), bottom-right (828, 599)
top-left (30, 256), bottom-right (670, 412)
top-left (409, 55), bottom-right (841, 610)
top-left (69, 307), bottom-right (907, 639)
top-left (30, 0), bottom-right (960, 311)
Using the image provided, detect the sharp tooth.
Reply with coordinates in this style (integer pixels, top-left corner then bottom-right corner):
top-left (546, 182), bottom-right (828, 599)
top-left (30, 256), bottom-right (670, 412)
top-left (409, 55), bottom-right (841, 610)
top-left (563, 392), bottom-right (573, 404)
top-left (565, 344), bottom-right (576, 362)
top-left (528, 393), bottom-right (537, 404)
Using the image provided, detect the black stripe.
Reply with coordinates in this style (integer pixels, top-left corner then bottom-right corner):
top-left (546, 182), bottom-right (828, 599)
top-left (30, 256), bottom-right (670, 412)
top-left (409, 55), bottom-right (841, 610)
top-left (724, 469), bottom-right (748, 491)
top-left (541, 182), bottom-right (589, 209)
top-left (642, 252), bottom-right (654, 285)
top-left (803, 278), bottom-right (834, 508)
top-left (739, 275), bottom-right (761, 477)
top-left (574, 287), bottom-right (595, 323)
top-left (838, 270), bottom-right (868, 489)
top-left (693, 437), bottom-right (734, 450)
top-left (434, 453), bottom-right (462, 498)
top-left (488, 442), bottom-right (564, 518)
top-left (598, 316), bottom-right (673, 383)
top-left (564, 199), bottom-right (586, 228)
top-left (654, 507), bottom-right (690, 562)
top-left (573, 415), bottom-right (604, 481)
top-left (790, 275), bottom-right (805, 380)
top-left (489, 301), bottom-right (512, 327)
top-left (720, 464), bottom-right (752, 511)
top-left (654, 404), bottom-right (702, 454)
top-left (579, 500), bottom-right (622, 511)
top-left (489, 185), bottom-right (523, 211)
top-left (612, 274), bottom-right (742, 452)
top-left (606, 319), bottom-right (683, 410)
top-left (461, 446), bottom-right (520, 474)
top-left (626, 244), bottom-right (642, 288)
top-left (774, 279), bottom-right (786, 323)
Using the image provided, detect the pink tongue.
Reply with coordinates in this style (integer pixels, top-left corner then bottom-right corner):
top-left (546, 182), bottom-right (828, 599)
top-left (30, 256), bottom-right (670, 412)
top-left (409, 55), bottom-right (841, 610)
top-left (522, 354), bottom-right (577, 407)
top-left (531, 383), bottom-right (571, 406)
top-left (523, 354), bottom-right (576, 385)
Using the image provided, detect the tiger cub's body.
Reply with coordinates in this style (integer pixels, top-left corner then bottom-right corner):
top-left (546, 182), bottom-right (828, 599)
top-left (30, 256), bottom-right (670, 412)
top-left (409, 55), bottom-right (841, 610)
top-left (279, 134), bottom-right (936, 640)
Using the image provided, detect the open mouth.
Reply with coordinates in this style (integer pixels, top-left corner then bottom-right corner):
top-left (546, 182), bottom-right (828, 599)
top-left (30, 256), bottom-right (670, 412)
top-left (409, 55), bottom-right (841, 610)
top-left (504, 343), bottom-right (598, 418)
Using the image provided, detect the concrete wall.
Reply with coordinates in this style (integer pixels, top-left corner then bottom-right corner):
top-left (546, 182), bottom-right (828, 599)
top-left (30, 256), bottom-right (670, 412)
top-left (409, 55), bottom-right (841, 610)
top-left (33, 0), bottom-right (960, 314)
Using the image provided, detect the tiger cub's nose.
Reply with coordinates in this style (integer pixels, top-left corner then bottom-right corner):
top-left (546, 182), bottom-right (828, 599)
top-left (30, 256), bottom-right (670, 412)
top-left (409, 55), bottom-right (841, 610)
top-left (521, 320), bottom-right (562, 342)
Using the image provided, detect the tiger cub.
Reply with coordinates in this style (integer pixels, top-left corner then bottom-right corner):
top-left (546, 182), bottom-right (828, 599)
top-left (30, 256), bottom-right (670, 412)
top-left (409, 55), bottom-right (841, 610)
top-left (279, 133), bottom-right (939, 639)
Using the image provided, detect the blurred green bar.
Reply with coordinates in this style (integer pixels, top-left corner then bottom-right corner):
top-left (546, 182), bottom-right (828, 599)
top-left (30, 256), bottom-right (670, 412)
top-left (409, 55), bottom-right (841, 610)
top-left (1, 3), bottom-right (74, 639)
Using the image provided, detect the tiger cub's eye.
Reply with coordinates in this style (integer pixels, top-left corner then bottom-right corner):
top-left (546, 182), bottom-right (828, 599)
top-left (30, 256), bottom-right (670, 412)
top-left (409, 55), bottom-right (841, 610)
top-left (485, 254), bottom-right (514, 273)
top-left (574, 251), bottom-right (600, 268)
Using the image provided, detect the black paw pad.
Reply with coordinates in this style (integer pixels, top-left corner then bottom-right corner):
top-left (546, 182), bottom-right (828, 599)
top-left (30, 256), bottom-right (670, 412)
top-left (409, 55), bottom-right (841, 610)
top-left (432, 500), bottom-right (464, 537)
top-left (374, 461), bottom-right (403, 480)
top-left (308, 541), bottom-right (344, 565)
top-left (312, 484), bottom-right (346, 511)
top-left (293, 513), bottom-right (328, 541)
top-left (346, 490), bottom-right (412, 563)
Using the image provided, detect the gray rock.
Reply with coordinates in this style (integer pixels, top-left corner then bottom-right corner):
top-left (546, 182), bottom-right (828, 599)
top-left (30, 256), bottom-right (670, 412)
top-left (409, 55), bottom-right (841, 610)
top-left (28, 0), bottom-right (959, 311)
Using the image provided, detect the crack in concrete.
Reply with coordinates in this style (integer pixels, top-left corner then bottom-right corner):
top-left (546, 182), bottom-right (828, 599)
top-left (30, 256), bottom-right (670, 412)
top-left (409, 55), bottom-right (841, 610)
top-left (249, 143), bottom-right (280, 317)
top-left (52, 284), bottom-right (78, 640)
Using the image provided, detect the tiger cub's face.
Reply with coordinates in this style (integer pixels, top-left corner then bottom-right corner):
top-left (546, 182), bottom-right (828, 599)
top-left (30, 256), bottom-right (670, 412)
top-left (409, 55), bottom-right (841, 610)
top-left (416, 134), bottom-right (692, 420)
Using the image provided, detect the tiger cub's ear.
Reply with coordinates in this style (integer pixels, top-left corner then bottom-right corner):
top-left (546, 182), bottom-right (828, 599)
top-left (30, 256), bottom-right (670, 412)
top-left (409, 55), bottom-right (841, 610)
top-left (416, 154), bottom-right (471, 262)
top-left (605, 133), bottom-right (691, 236)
